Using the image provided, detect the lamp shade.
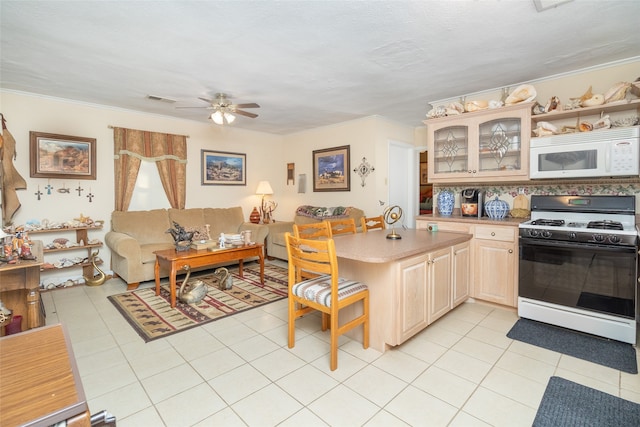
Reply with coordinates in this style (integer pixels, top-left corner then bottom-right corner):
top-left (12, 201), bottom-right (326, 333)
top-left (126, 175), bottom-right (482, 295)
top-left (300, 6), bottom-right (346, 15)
top-left (256, 181), bottom-right (273, 195)
top-left (211, 110), bottom-right (224, 125)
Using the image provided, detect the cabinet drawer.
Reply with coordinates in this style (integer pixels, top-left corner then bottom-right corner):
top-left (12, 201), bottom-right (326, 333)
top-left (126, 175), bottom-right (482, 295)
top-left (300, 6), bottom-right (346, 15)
top-left (474, 226), bottom-right (516, 242)
top-left (434, 222), bottom-right (472, 233)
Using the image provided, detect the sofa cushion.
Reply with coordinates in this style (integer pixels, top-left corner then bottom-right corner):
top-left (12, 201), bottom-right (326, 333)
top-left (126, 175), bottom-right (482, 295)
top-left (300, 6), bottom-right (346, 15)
top-left (141, 243), bottom-right (174, 264)
top-left (111, 209), bottom-right (173, 246)
top-left (204, 207), bottom-right (245, 238)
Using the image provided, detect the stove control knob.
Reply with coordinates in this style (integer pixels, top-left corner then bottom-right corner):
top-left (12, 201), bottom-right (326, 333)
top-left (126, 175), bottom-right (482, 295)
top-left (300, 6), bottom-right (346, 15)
top-left (568, 231), bottom-right (577, 240)
top-left (541, 230), bottom-right (552, 238)
top-left (608, 235), bottom-right (621, 244)
top-left (528, 229), bottom-right (539, 237)
top-left (593, 234), bottom-right (605, 242)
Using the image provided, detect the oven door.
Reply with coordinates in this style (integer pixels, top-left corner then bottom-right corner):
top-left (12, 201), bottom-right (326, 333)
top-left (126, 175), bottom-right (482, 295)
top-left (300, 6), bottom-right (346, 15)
top-left (519, 237), bottom-right (637, 319)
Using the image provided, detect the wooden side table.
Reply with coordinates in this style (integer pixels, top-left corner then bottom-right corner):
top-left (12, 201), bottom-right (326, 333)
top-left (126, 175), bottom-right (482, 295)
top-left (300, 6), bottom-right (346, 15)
top-left (154, 244), bottom-right (265, 308)
top-left (0, 324), bottom-right (91, 427)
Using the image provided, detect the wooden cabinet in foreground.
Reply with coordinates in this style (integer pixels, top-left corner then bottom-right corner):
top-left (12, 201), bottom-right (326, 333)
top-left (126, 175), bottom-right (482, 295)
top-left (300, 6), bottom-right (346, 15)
top-left (395, 240), bottom-right (470, 345)
top-left (473, 225), bottom-right (518, 307)
top-left (425, 102), bottom-right (533, 183)
top-left (415, 219), bottom-right (518, 308)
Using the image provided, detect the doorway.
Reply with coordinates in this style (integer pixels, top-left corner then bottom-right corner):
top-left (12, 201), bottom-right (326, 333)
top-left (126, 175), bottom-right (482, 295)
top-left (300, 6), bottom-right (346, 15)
top-left (388, 141), bottom-right (417, 229)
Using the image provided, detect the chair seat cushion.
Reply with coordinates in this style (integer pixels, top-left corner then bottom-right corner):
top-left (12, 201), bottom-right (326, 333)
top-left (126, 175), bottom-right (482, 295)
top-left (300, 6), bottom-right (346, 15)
top-left (292, 275), bottom-right (367, 307)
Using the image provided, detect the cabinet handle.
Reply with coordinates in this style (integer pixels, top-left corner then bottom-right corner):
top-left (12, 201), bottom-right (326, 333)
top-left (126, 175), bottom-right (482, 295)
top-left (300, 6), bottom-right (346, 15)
top-left (473, 170), bottom-right (477, 173)
top-left (491, 232), bottom-right (495, 236)
top-left (508, 249), bottom-right (513, 254)
top-left (468, 170), bottom-right (472, 174)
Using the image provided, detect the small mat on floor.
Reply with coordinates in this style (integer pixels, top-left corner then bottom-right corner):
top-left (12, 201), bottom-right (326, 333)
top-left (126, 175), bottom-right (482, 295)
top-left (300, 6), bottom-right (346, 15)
top-left (533, 376), bottom-right (640, 427)
top-left (108, 263), bottom-right (288, 342)
top-left (507, 319), bottom-right (637, 374)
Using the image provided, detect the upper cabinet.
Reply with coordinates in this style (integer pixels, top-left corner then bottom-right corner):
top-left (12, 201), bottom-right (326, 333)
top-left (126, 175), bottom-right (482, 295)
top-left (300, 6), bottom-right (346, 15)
top-left (425, 102), bottom-right (532, 183)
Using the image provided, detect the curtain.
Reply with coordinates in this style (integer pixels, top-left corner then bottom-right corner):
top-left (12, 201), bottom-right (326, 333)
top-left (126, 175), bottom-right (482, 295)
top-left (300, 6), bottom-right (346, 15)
top-left (113, 127), bottom-right (187, 211)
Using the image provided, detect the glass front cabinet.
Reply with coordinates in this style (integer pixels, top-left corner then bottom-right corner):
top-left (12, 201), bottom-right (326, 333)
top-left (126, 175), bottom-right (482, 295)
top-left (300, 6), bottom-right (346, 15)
top-left (425, 102), bottom-right (532, 183)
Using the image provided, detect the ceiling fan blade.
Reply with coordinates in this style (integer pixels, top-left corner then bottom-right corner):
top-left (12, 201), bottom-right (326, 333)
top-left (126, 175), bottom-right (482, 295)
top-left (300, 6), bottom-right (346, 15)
top-left (233, 103), bottom-right (260, 109)
top-left (233, 109), bottom-right (258, 119)
top-left (176, 106), bottom-right (211, 109)
top-left (198, 97), bottom-right (214, 104)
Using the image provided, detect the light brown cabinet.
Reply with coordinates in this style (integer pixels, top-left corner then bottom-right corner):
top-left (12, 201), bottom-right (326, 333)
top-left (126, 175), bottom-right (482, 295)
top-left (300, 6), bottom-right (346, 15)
top-left (452, 241), bottom-right (471, 307)
top-left (415, 219), bottom-right (518, 308)
top-left (395, 240), bottom-right (470, 344)
top-left (425, 102), bottom-right (532, 183)
top-left (473, 225), bottom-right (517, 307)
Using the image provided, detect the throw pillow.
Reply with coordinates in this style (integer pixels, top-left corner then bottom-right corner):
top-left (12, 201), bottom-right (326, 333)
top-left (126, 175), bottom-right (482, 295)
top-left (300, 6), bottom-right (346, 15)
top-left (186, 224), bottom-right (211, 241)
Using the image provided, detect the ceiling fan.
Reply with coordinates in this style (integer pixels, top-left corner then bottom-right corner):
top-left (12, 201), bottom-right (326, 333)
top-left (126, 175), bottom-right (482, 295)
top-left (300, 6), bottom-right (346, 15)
top-left (177, 93), bottom-right (260, 125)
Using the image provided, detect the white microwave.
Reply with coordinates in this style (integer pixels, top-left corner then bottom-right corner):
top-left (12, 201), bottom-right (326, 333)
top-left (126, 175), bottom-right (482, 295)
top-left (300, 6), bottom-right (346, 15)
top-left (530, 126), bottom-right (640, 179)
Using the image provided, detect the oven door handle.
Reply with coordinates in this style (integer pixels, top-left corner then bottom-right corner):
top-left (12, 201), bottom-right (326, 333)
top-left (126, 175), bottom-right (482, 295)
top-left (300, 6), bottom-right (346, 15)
top-left (519, 236), bottom-right (637, 253)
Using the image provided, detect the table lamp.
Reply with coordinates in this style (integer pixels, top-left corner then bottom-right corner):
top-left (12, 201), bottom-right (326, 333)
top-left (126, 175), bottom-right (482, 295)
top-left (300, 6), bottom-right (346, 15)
top-left (256, 181), bottom-right (274, 223)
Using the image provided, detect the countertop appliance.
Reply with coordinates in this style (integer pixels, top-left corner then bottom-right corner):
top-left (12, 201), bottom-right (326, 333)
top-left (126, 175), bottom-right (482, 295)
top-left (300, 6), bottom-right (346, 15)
top-left (518, 195), bottom-right (638, 344)
top-left (461, 188), bottom-right (484, 217)
top-left (530, 126), bottom-right (640, 179)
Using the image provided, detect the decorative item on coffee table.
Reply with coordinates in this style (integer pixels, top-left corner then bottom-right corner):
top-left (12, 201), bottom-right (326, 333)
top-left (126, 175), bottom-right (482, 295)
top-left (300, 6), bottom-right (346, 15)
top-left (166, 221), bottom-right (194, 252)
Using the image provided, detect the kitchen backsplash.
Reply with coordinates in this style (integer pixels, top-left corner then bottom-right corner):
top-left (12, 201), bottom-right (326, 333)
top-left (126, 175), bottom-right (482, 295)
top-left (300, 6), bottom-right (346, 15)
top-left (434, 180), bottom-right (640, 212)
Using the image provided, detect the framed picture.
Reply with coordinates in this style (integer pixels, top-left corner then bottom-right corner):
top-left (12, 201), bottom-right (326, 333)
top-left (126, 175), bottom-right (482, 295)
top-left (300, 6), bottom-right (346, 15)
top-left (312, 145), bottom-right (350, 192)
top-left (201, 149), bottom-right (246, 185)
top-left (29, 132), bottom-right (96, 180)
top-left (420, 162), bottom-right (428, 185)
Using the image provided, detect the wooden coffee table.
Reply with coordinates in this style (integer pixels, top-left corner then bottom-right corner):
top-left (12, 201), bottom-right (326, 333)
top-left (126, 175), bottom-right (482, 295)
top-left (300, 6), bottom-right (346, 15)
top-left (154, 243), bottom-right (264, 308)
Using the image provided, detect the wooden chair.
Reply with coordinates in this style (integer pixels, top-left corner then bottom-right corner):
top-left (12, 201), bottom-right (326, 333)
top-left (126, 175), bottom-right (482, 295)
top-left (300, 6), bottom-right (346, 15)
top-left (293, 221), bottom-right (332, 240)
top-left (360, 215), bottom-right (386, 232)
top-left (328, 218), bottom-right (357, 236)
top-left (285, 232), bottom-right (369, 370)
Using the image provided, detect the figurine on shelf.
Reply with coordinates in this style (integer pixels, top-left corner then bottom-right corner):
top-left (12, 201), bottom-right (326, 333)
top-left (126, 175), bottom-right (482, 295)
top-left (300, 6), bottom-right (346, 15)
top-left (218, 233), bottom-right (226, 249)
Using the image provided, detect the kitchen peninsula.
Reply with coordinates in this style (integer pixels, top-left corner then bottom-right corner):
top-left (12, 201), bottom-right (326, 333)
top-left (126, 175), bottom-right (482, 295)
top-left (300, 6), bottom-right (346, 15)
top-left (332, 229), bottom-right (472, 352)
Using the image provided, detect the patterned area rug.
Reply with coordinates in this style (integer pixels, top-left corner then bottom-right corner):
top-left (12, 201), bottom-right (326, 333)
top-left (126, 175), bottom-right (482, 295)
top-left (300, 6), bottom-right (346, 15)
top-left (108, 262), bottom-right (288, 342)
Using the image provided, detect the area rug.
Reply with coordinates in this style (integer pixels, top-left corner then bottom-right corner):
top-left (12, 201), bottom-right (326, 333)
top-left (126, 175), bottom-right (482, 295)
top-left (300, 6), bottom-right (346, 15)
top-left (108, 263), bottom-right (288, 342)
top-left (507, 318), bottom-right (637, 374)
top-left (533, 376), bottom-right (640, 427)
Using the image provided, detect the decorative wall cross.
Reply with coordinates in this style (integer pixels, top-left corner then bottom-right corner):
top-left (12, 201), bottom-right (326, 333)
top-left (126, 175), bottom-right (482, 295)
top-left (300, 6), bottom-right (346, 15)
top-left (86, 188), bottom-right (94, 203)
top-left (76, 183), bottom-right (84, 197)
top-left (353, 157), bottom-right (375, 187)
top-left (35, 186), bottom-right (43, 201)
top-left (45, 180), bottom-right (53, 195)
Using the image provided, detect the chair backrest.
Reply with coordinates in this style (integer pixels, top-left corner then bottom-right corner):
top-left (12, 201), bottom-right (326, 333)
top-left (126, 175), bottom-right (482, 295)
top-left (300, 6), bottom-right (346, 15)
top-left (361, 215), bottom-right (386, 232)
top-left (285, 232), bottom-right (338, 285)
top-left (328, 218), bottom-right (357, 236)
top-left (293, 221), bottom-right (333, 240)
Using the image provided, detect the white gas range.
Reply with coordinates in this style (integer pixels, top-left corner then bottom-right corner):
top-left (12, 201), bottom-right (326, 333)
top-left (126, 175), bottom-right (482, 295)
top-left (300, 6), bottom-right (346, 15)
top-left (518, 195), bottom-right (639, 344)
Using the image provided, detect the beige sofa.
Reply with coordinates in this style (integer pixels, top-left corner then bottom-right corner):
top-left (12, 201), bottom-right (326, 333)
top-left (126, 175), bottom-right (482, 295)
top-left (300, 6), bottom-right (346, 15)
top-left (105, 207), bottom-right (268, 289)
top-left (265, 206), bottom-right (365, 260)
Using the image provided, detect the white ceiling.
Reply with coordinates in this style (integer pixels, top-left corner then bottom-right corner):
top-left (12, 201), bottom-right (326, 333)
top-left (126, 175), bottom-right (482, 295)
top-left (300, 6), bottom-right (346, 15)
top-left (1, 1), bottom-right (639, 135)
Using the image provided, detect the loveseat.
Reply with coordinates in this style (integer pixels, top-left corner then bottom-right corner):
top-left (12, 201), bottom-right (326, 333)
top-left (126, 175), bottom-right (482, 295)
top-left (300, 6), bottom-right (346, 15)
top-left (265, 206), bottom-right (365, 260)
top-left (105, 207), bottom-right (268, 289)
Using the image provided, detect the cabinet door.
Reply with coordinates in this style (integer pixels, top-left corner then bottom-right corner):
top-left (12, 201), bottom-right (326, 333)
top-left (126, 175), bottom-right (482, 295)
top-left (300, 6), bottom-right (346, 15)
top-left (396, 254), bottom-right (429, 343)
top-left (452, 241), bottom-right (470, 307)
top-left (427, 247), bottom-right (452, 324)
top-left (428, 123), bottom-right (470, 181)
top-left (477, 117), bottom-right (523, 175)
top-left (473, 239), bottom-right (516, 307)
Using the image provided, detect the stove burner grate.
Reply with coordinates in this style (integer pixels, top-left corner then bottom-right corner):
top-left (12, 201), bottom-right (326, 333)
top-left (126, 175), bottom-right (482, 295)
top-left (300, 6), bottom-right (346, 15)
top-left (530, 219), bottom-right (565, 226)
top-left (587, 220), bottom-right (624, 230)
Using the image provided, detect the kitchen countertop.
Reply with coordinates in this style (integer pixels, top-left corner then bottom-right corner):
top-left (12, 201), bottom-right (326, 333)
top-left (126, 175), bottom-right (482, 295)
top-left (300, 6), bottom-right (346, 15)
top-left (332, 229), bottom-right (472, 263)
top-left (417, 210), bottom-right (527, 227)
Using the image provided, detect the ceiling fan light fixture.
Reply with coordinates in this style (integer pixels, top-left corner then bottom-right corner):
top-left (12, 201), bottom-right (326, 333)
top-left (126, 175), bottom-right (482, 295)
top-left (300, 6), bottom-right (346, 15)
top-left (211, 110), bottom-right (224, 125)
top-left (224, 112), bottom-right (236, 124)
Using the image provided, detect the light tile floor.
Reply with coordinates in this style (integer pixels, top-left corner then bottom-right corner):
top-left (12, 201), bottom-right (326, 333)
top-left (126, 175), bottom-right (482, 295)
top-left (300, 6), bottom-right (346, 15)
top-left (40, 261), bottom-right (640, 427)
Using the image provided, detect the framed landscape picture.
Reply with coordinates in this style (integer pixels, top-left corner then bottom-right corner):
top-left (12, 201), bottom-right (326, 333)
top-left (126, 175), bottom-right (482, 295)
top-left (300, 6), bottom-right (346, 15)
top-left (312, 145), bottom-right (350, 192)
top-left (29, 132), bottom-right (96, 180)
top-left (201, 150), bottom-right (246, 185)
